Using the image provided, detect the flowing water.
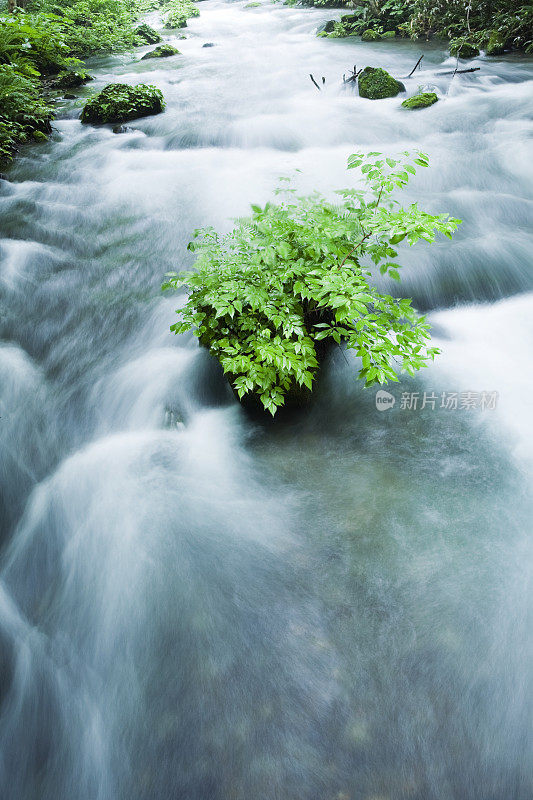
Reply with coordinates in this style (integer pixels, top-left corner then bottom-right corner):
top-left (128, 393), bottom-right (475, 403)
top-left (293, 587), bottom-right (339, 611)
top-left (1, 2), bottom-right (533, 798)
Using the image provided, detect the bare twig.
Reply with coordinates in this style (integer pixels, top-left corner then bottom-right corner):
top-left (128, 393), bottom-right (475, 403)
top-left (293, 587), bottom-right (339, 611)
top-left (309, 74), bottom-right (321, 91)
top-left (407, 54), bottom-right (424, 78)
top-left (345, 64), bottom-right (363, 84)
top-left (438, 66), bottom-right (480, 75)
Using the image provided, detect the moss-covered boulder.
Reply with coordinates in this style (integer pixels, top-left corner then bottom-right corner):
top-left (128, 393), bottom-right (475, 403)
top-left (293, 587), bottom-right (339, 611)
top-left (382, 30), bottom-right (396, 38)
top-left (135, 23), bottom-right (162, 44)
top-left (52, 70), bottom-right (93, 89)
top-left (320, 19), bottom-right (336, 33)
top-left (361, 29), bottom-right (380, 42)
top-left (141, 44), bottom-right (180, 59)
top-left (486, 30), bottom-right (506, 56)
top-left (81, 83), bottom-right (165, 125)
top-left (449, 39), bottom-right (480, 59)
top-left (358, 67), bottom-right (405, 99)
top-left (401, 92), bottom-right (438, 109)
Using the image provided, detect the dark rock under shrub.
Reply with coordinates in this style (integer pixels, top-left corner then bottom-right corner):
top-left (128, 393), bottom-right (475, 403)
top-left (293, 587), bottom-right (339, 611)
top-left (135, 23), bottom-right (162, 44)
top-left (486, 30), bottom-right (506, 56)
top-left (450, 39), bottom-right (480, 58)
top-left (52, 70), bottom-right (93, 89)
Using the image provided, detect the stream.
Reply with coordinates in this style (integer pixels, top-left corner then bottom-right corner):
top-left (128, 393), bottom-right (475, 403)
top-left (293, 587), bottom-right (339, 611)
top-left (1, 2), bottom-right (533, 798)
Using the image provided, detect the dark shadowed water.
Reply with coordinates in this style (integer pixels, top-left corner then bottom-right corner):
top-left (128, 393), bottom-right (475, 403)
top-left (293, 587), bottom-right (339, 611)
top-left (0, 2), bottom-right (532, 798)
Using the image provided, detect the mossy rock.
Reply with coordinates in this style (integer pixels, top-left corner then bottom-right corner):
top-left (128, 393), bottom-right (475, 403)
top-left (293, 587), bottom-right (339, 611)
top-left (382, 30), bottom-right (396, 38)
top-left (32, 130), bottom-right (48, 142)
top-left (358, 66), bottom-right (405, 99)
top-left (401, 92), bottom-right (438, 109)
top-left (141, 44), bottom-right (180, 59)
top-left (52, 70), bottom-right (93, 89)
top-left (135, 23), bottom-right (162, 44)
top-left (244, 2), bottom-right (261, 6)
top-left (486, 30), bottom-right (505, 56)
top-left (361, 29), bottom-right (380, 42)
top-left (321, 19), bottom-right (336, 33)
top-left (81, 83), bottom-right (165, 125)
top-left (449, 39), bottom-right (480, 59)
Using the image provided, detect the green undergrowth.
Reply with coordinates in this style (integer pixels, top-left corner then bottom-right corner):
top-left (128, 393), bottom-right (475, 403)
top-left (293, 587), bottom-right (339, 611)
top-left (135, 0), bottom-right (199, 28)
top-left (0, 0), bottom-right (200, 166)
top-left (314, 0), bottom-right (532, 53)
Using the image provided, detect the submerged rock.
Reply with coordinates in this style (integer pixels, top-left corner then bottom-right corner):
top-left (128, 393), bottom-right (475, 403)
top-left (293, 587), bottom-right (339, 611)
top-left (81, 83), bottom-right (165, 125)
top-left (361, 29), bottom-right (380, 42)
top-left (141, 44), bottom-right (180, 59)
top-left (202, 42), bottom-right (215, 47)
top-left (486, 30), bottom-right (506, 56)
top-left (358, 66), bottom-right (405, 99)
top-left (135, 23), bottom-right (162, 44)
top-left (401, 92), bottom-right (438, 109)
top-left (63, 92), bottom-right (76, 99)
top-left (449, 39), bottom-right (480, 58)
top-left (112, 124), bottom-right (135, 133)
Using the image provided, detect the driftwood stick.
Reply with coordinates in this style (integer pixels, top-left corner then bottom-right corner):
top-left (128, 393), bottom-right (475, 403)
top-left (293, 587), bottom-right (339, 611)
top-left (345, 65), bottom-right (362, 84)
top-left (437, 66), bottom-right (480, 75)
top-left (309, 73), bottom-right (321, 91)
top-left (407, 54), bottom-right (424, 78)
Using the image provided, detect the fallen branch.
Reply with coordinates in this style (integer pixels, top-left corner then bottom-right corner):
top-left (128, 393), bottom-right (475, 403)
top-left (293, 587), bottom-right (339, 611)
top-left (406, 54), bottom-right (424, 78)
top-left (437, 66), bottom-right (480, 75)
top-left (309, 73), bottom-right (321, 91)
top-left (343, 65), bottom-right (362, 84)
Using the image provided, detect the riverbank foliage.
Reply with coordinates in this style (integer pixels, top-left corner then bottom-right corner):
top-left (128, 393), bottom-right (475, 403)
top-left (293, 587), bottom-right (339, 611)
top-left (314, 0), bottom-right (533, 52)
top-left (0, 0), bottom-right (174, 165)
top-left (164, 153), bottom-right (461, 415)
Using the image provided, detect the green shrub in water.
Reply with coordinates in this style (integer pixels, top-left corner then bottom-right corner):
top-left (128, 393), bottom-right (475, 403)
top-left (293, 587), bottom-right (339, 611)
top-left (135, 23), bottom-right (162, 44)
top-left (449, 38), bottom-right (480, 58)
top-left (163, 152), bottom-right (461, 415)
top-left (164, 0), bottom-right (199, 29)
